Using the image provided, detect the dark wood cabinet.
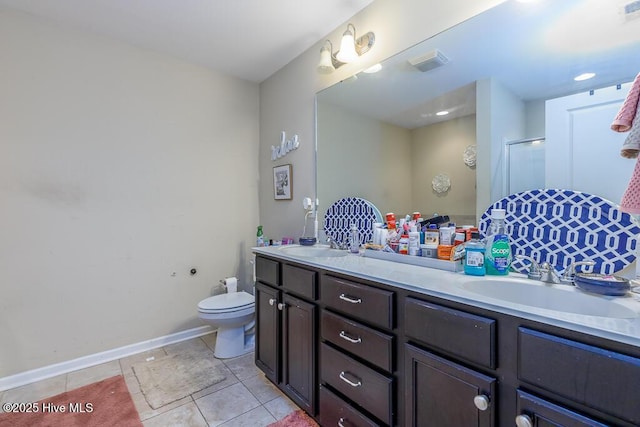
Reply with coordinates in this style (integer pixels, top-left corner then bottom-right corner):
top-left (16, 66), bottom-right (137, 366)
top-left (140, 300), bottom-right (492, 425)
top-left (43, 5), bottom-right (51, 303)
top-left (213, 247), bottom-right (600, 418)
top-left (255, 256), bottom-right (317, 415)
top-left (405, 343), bottom-right (496, 427)
top-left (282, 293), bottom-right (316, 413)
top-left (255, 252), bottom-right (640, 426)
top-left (515, 390), bottom-right (609, 427)
top-left (255, 281), bottom-right (280, 383)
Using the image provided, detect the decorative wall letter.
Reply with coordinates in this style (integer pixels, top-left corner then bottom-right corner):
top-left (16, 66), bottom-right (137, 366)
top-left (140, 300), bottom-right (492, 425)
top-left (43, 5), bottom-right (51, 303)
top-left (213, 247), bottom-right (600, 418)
top-left (271, 131), bottom-right (300, 161)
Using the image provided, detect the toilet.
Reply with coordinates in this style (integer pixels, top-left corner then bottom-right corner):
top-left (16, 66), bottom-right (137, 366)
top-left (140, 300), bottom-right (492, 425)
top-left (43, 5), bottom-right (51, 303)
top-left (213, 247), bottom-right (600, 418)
top-left (198, 290), bottom-right (255, 359)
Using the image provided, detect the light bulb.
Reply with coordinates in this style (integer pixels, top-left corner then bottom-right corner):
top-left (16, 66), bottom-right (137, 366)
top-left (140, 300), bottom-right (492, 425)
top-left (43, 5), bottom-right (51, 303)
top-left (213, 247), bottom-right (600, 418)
top-left (336, 28), bottom-right (358, 63)
top-left (317, 46), bottom-right (335, 74)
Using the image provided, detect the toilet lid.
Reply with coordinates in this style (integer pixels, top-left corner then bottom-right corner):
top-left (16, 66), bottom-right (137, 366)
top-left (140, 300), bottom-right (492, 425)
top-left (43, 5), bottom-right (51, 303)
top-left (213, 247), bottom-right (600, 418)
top-left (198, 291), bottom-right (254, 312)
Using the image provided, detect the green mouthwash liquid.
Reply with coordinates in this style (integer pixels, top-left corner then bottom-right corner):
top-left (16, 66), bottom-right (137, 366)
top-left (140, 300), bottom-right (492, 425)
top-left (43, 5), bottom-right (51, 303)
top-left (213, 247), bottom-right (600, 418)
top-left (484, 209), bottom-right (512, 275)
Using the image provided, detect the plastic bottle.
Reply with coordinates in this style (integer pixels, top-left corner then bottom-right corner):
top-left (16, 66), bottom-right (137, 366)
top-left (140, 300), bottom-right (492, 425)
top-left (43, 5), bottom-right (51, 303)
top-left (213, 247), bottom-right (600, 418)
top-left (464, 231), bottom-right (486, 276)
top-left (398, 235), bottom-right (409, 255)
top-left (256, 225), bottom-right (264, 247)
top-left (484, 209), bottom-right (512, 275)
top-left (425, 225), bottom-right (439, 246)
top-left (349, 223), bottom-right (360, 254)
top-left (408, 226), bottom-right (420, 256)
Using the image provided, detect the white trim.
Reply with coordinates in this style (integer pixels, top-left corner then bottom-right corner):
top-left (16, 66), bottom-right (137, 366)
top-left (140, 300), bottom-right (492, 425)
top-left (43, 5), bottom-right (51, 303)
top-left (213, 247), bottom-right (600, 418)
top-left (0, 325), bottom-right (215, 392)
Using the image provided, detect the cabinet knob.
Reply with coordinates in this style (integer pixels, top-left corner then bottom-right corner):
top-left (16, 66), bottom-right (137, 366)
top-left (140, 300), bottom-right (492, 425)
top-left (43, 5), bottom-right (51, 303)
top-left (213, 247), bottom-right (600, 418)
top-left (277, 303), bottom-right (287, 311)
top-left (268, 298), bottom-right (276, 306)
top-left (337, 417), bottom-right (346, 427)
top-left (515, 414), bottom-right (533, 427)
top-left (473, 394), bottom-right (490, 411)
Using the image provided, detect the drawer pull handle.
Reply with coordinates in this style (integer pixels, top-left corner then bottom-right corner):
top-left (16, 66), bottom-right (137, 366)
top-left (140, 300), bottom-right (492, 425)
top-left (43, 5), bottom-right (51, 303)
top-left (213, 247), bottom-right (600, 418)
top-left (339, 371), bottom-right (362, 387)
top-left (268, 298), bottom-right (276, 306)
top-left (339, 294), bottom-right (362, 304)
top-left (339, 331), bottom-right (362, 344)
top-left (337, 417), bottom-right (346, 427)
top-left (515, 414), bottom-right (533, 427)
top-left (473, 394), bottom-right (490, 411)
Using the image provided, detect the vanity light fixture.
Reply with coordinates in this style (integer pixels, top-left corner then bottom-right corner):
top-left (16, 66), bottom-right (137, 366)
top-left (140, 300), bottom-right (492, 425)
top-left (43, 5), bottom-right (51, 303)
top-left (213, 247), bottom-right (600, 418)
top-left (316, 23), bottom-right (375, 74)
top-left (574, 72), bottom-right (596, 81)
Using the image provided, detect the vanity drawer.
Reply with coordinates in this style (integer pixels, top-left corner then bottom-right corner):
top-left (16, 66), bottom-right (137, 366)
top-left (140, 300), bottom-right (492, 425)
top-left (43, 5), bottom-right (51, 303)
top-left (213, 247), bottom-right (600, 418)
top-left (282, 264), bottom-right (317, 300)
top-left (322, 275), bottom-right (394, 329)
top-left (321, 343), bottom-right (393, 425)
top-left (518, 328), bottom-right (640, 425)
top-left (321, 310), bottom-right (393, 373)
top-left (404, 297), bottom-right (496, 369)
top-left (256, 256), bottom-right (280, 287)
top-left (319, 385), bottom-right (379, 427)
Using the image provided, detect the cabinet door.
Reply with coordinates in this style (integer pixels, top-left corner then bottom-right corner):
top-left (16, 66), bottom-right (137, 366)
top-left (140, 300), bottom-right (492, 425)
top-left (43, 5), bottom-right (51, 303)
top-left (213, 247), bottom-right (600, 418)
top-left (405, 343), bottom-right (496, 427)
top-left (255, 282), bottom-right (280, 384)
top-left (516, 390), bottom-right (608, 427)
top-left (282, 293), bottom-right (317, 414)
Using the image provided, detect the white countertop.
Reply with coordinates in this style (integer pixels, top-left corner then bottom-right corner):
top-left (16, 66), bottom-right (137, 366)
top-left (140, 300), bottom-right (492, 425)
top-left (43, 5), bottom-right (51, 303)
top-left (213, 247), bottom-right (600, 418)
top-left (253, 245), bottom-right (640, 348)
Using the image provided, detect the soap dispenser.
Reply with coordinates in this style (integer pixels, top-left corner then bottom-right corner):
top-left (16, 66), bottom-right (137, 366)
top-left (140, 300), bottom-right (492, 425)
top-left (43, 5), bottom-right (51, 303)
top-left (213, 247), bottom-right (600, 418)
top-left (349, 223), bottom-right (360, 254)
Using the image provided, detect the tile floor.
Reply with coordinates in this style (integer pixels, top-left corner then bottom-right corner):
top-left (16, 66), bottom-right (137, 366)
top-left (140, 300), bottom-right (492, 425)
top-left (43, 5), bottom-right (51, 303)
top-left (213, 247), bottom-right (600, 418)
top-left (0, 334), bottom-right (300, 426)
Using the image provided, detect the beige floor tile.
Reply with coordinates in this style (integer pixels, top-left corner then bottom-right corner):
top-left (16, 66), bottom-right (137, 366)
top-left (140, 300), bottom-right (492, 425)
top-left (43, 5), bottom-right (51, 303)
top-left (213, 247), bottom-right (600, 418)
top-left (119, 347), bottom-right (167, 375)
top-left (200, 331), bottom-right (217, 351)
top-left (195, 382), bottom-right (260, 427)
top-left (242, 373), bottom-right (283, 404)
top-left (219, 405), bottom-right (277, 427)
top-left (142, 401), bottom-right (208, 427)
top-left (0, 374), bottom-right (67, 410)
top-left (222, 352), bottom-right (260, 381)
top-left (190, 362), bottom-right (239, 400)
top-left (263, 395), bottom-right (298, 421)
top-left (131, 390), bottom-right (193, 421)
top-left (66, 360), bottom-right (122, 390)
top-left (122, 369), bottom-right (142, 395)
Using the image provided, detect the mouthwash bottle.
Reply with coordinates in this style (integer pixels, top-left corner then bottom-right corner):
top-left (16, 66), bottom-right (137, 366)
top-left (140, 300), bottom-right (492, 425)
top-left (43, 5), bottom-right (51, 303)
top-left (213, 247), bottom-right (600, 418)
top-left (484, 209), bottom-right (512, 275)
top-left (464, 232), bottom-right (485, 276)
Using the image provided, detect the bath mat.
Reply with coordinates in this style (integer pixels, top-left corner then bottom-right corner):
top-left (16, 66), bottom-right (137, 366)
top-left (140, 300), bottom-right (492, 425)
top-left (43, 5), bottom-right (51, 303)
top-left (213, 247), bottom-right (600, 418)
top-left (0, 375), bottom-right (141, 427)
top-left (132, 349), bottom-right (226, 409)
top-left (268, 410), bottom-right (319, 427)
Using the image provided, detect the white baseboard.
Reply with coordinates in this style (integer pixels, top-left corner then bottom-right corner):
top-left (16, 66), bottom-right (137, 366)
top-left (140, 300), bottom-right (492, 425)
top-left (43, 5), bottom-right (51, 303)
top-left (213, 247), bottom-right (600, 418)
top-left (0, 325), bottom-right (215, 392)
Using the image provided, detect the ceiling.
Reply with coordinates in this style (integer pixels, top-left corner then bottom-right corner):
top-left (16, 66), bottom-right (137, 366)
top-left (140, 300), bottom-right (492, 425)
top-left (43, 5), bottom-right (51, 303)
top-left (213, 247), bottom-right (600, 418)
top-left (0, 0), bottom-right (375, 82)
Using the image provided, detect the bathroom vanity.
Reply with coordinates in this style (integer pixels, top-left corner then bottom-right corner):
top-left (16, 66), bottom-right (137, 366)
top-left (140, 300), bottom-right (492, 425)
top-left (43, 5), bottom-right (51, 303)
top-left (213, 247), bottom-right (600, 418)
top-left (253, 246), bottom-right (640, 427)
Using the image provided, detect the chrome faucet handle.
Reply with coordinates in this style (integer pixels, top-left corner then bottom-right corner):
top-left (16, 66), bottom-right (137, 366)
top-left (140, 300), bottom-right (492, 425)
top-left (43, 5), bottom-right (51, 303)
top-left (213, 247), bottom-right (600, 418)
top-left (516, 255), bottom-right (542, 280)
top-left (560, 260), bottom-right (596, 285)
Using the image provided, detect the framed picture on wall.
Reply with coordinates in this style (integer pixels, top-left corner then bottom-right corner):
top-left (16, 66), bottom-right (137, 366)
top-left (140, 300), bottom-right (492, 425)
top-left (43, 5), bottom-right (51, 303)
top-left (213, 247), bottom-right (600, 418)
top-left (273, 164), bottom-right (292, 200)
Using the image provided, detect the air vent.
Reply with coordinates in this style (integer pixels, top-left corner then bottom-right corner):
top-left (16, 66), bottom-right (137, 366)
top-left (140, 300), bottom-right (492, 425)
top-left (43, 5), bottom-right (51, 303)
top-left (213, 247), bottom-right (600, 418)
top-left (408, 49), bottom-right (449, 72)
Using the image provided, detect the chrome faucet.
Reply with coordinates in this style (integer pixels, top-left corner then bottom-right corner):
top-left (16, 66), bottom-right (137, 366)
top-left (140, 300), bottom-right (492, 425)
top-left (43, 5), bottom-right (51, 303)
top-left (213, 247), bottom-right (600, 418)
top-left (539, 262), bottom-right (561, 284)
top-left (326, 234), bottom-right (346, 250)
top-left (559, 260), bottom-right (596, 285)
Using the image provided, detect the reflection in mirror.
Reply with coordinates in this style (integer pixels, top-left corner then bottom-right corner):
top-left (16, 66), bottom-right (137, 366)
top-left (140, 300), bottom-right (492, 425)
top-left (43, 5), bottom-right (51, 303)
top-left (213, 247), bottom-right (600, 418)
top-left (316, 0), bottom-right (640, 233)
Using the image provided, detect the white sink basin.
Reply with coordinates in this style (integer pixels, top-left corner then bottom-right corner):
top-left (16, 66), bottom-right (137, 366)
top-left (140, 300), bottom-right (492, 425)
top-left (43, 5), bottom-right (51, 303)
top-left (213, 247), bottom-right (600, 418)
top-left (279, 245), bottom-right (348, 258)
top-left (462, 278), bottom-right (637, 319)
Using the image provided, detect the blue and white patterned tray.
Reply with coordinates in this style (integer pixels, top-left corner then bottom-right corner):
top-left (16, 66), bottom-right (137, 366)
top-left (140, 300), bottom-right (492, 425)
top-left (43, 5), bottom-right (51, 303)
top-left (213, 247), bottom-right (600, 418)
top-left (324, 197), bottom-right (383, 245)
top-left (479, 189), bottom-right (640, 275)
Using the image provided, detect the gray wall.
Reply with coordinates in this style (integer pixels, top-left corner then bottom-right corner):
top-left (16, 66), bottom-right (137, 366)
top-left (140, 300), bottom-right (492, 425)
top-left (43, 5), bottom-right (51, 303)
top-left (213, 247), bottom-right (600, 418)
top-left (258, 0), bottom-right (506, 242)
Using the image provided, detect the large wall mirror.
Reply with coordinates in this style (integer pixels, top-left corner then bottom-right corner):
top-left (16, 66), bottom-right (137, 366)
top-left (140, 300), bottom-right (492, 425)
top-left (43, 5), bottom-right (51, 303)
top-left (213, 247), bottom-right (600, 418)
top-left (316, 0), bottom-right (640, 232)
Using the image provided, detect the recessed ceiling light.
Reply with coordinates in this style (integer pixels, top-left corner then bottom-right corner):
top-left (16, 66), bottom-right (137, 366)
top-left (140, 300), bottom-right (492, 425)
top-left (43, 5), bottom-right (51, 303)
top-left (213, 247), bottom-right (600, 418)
top-left (362, 63), bottom-right (382, 74)
top-left (574, 72), bottom-right (596, 81)
top-left (436, 110), bottom-right (449, 116)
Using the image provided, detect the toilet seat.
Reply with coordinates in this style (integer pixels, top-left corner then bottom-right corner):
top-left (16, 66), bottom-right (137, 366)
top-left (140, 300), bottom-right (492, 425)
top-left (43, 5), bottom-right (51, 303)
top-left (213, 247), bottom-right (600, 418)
top-left (198, 291), bottom-right (254, 314)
